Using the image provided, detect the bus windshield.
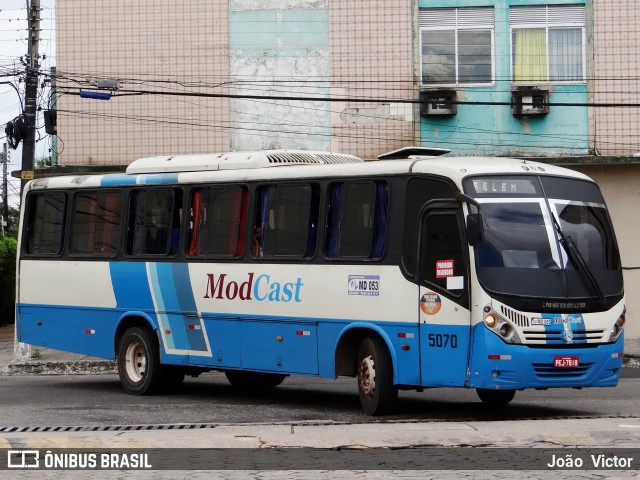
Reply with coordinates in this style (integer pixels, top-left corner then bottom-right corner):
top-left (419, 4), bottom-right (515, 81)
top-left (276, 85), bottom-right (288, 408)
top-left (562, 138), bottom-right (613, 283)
top-left (463, 175), bottom-right (623, 311)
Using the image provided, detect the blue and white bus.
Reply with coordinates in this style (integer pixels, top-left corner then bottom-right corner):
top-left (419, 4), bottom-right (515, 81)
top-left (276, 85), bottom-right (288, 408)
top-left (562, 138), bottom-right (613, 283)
top-left (16, 148), bottom-right (626, 415)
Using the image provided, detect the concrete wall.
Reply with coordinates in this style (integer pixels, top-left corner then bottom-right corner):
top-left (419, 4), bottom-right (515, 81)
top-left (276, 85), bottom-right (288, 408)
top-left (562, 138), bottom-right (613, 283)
top-left (570, 164), bottom-right (640, 340)
top-left (56, 0), bottom-right (416, 163)
top-left (229, 0), bottom-right (331, 152)
top-left (593, 0), bottom-right (640, 156)
top-left (56, 0), bottom-right (230, 165)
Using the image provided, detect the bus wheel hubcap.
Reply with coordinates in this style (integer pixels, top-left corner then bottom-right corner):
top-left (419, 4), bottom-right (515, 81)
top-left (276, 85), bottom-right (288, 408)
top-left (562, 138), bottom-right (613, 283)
top-left (358, 355), bottom-right (375, 397)
top-left (125, 341), bottom-right (147, 383)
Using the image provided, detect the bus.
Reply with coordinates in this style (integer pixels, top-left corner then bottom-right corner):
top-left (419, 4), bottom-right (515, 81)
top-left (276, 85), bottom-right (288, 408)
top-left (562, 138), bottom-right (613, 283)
top-left (16, 148), bottom-right (626, 415)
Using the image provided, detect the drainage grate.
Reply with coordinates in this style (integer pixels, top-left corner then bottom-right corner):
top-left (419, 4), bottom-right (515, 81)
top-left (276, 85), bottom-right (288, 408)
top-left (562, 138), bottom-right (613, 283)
top-left (0, 423), bottom-right (217, 433)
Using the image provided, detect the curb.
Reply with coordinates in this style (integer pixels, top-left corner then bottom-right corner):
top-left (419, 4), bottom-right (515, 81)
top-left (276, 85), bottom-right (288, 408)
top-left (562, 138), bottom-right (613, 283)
top-left (4, 360), bottom-right (117, 375)
top-left (625, 355), bottom-right (640, 369)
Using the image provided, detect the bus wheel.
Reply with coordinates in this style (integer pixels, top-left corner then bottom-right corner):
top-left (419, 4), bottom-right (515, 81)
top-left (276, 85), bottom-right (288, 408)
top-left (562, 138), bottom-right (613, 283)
top-left (476, 388), bottom-right (516, 406)
top-left (357, 336), bottom-right (397, 416)
top-left (117, 327), bottom-right (162, 395)
top-left (225, 371), bottom-right (287, 390)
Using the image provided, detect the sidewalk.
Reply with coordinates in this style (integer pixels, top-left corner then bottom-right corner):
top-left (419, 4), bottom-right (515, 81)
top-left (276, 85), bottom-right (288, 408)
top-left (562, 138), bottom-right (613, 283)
top-left (1, 322), bottom-right (639, 374)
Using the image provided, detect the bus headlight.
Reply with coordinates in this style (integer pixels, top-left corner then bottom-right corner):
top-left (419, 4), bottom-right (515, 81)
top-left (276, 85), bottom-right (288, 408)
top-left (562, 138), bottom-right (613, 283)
top-left (483, 311), bottom-right (521, 343)
top-left (610, 307), bottom-right (626, 342)
top-left (484, 314), bottom-right (498, 328)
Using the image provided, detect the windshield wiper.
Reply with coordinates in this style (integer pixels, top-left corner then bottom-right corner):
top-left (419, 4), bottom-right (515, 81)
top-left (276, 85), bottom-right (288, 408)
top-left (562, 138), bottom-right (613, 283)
top-left (552, 214), bottom-right (606, 306)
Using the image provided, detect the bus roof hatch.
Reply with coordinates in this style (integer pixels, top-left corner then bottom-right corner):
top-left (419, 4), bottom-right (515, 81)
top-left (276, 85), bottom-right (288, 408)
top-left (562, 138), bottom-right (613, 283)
top-left (376, 146), bottom-right (451, 160)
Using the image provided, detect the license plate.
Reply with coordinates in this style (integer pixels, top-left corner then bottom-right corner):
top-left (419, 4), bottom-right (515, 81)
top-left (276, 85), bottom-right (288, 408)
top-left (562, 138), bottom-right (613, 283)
top-left (554, 356), bottom-right (579, 368)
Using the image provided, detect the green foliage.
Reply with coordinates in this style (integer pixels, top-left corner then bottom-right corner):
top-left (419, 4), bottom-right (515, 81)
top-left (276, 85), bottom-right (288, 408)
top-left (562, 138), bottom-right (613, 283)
top-left (0, 236), bottom-right (17, 324)
top-left (4, 206), bottom-right (19, 239)
top-left (35, 156), bottom-right (52, 169)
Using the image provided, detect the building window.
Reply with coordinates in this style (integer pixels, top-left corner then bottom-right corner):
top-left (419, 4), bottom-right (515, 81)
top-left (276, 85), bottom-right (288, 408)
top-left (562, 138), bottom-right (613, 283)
top-left (419, 7), bottom-right (494, 85)
top-left (510, 5), bottom-right (585, 83)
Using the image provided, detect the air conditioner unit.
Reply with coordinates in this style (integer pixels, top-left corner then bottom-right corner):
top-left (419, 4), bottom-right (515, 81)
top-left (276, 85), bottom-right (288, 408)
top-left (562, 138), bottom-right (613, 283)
top-left (419, 89), bottom-right (457, 116)
top-left (511, 88), bottom-right (549, 116)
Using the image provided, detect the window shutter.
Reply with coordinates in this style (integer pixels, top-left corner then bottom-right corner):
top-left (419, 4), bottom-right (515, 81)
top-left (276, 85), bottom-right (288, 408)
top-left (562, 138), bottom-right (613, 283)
top-left (420, 7), bottom-right (493, 29)
top-left (510, 5), bottom-right (585, 26)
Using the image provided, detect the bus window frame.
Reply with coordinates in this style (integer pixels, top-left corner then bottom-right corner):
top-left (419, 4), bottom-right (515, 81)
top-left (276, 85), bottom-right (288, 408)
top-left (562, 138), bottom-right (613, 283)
top-left (323, 179), bottom-right (389, 262)
top-left (124, 186), bottom-right (182, 259)
top-left (400, 175), bottom-right (461, 279)
top-left (22, 190), bottom-right (68, 258)
top-left (67, 188), bottom-right (124, 259)
top-left (251, 181), bottom-right (320, 261)
top-left (185, 183), bottom-right (248, 260)
top-left (417, 205), bottom-right (469, 302)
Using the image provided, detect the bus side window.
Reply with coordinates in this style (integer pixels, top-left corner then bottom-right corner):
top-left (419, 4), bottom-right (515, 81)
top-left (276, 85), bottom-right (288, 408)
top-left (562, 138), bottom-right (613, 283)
top-left (326, 181), bottom-right (387, 259)
top-left (420, 212), bottom-right (465, 294)
top-left (256, 184), bottom-right (318, 258)
top-left (24, 192), bottom-right (67, 256)
top-left (189, 186), bottom-right (247, 257)
top-left (129, 188), bottom-right (176, 256)
top-left (402, 178), bottom-right (458, 276)
top-left (70, 190), bottom-right (122, 256)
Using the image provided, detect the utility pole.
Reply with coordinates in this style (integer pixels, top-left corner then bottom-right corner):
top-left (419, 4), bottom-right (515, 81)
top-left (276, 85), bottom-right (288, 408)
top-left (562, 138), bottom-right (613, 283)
top-left (15, 0), bottom-right (39, 362)
top-left (1, 143), bottom-right (6, 236)
top-left (2, 143), bottom-right (7, 229)
top-left (21, 0), bottom-right (40, 197)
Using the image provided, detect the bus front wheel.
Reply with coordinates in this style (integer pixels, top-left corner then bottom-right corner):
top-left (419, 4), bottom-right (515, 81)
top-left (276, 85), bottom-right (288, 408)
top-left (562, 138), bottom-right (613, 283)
top-left (357, 336), bottom-right (398, 416)
top-left (476, 388), bottom-right (516, 406)
top-left (117, 327), bottom-right (163, 395)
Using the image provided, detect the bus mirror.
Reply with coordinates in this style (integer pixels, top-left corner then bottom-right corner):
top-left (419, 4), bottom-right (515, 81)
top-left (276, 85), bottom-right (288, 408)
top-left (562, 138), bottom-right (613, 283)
top-left (466, 214), bottom-right (484, 246)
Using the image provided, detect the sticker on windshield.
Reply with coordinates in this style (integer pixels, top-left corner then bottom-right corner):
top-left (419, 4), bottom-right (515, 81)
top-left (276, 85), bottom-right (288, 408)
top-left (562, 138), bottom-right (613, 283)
top-left (436, 259), bottom-right (454, 278)
top-left (446, 276), bottom-right (464, 290)
top-left (420, 292), bottom-right (442, 315)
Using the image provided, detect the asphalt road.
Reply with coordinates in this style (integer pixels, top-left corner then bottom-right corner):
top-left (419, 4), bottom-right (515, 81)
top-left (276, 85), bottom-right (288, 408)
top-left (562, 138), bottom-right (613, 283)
top-left (1, 369), bottom-right (639, 428)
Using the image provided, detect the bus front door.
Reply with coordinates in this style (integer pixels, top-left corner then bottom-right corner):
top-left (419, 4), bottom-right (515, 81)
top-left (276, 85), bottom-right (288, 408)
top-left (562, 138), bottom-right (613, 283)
top-left (418, 207), bottom-right (471, 387)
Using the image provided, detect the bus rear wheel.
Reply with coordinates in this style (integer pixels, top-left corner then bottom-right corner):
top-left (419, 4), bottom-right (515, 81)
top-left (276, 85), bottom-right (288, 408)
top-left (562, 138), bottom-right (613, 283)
top-left (476, 388), bottom-right (516, 406)
top-left (225, 371), bottom-right (287, 390)
top-left (117, 327), bottom-right (163, 395)
top-left (357, 336), bottom-right (397, 416)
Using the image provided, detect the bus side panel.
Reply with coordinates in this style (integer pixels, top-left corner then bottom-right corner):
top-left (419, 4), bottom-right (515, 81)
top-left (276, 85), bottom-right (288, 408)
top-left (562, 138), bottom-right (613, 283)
top-left (17, 304), bottom-right (118, 360)
top-left (198, 317), bottom-right (242, 367)
top-left (317, 322), bottom-right (422, 385)
top-left (240, 320), bottom-right (318, 374)
top-left (419, 323), bottom-right (471, 387)
top-left (17, 260), bottom-right (125, 360)
top-left (111, 262), bottom-right (192, 366)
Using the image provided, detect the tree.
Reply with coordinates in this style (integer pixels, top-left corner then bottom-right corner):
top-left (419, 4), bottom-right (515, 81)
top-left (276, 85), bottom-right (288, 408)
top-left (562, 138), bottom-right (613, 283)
top-left (4, 206), bottom-right (19, 239)
top-left (0, 236), bottom-right (17, 324)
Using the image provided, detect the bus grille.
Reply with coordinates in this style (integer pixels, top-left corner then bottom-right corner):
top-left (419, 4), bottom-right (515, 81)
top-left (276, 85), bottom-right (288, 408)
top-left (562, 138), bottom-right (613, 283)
top-left (523, 329), bottom-right (607, 343)
top-left (500, 306), bottom-right (529, 327)
top-left (532, 362), bottom-right (593, 379)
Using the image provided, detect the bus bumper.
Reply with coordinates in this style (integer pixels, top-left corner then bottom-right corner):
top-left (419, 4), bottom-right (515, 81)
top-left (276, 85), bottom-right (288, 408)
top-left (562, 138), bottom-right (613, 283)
top-left (469, 325), bottom-right (625, 390)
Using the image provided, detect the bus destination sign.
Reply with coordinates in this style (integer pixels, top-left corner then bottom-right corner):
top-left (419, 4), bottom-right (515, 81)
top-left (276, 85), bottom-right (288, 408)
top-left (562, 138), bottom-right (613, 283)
top-left (471, 178), bottom-right (536, 195)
